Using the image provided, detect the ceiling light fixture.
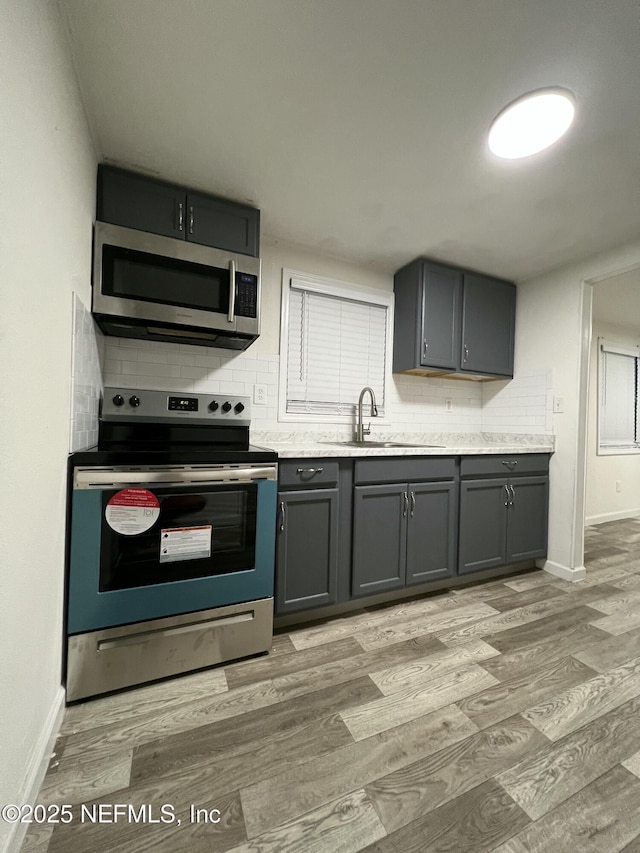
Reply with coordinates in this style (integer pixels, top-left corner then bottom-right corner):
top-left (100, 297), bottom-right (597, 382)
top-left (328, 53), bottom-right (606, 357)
top-left (488, 88), bottom-right (576, 159)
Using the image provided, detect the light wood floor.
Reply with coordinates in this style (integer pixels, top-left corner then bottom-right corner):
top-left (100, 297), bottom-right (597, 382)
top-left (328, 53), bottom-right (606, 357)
top-left (21, 517), bottom-right (640, 852)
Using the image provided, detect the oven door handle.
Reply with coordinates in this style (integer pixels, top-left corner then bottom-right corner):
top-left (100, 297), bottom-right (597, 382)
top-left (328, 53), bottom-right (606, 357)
top-left (74, 465), bottom-right (277, 488)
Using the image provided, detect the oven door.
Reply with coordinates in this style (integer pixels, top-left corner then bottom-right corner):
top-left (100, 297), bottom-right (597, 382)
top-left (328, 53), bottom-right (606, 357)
top-left (67, 464), bottom-right (277, 634)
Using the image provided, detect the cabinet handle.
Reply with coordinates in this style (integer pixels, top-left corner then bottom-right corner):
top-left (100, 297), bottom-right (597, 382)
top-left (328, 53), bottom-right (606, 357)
top-left (423, 340), bottom-right (428, 357)
top-left (502, 460), bottom-right (518, 469)
top-left (228, 259), bottom-right (236, 323)
top-left (410, 491), bottom-right (415, 517)
top-left (463, 344), bottom-right (469, 363)
top-left (403, 492), bottom-right (409, 518)
top-left (504, 484), bottom-right (510, 507)
top-left (177, 202), bottom-right (184, 231)
top-left (279, 501), bottom-right (286, 532)
top-left (188, 205), bottom-right (194, 234)
top-left (509, 485), bottom-right (515, 506)
top-left (296, 467), bottom-right (324, 475)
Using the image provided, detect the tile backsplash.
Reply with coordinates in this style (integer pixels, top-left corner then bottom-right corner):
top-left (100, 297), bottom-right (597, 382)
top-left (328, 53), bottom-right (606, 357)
top-left (100, 336), bottom-right (552, 436)
top-left (69, 293), bottom-right (103, 451)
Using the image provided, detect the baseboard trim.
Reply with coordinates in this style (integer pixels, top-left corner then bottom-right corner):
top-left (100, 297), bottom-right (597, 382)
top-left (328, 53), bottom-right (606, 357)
top-left (538, 559), bottom-right (587, 582)
top-left (6, 686), bottom-right (65, 853)
top-left (585, 509), bottom-right (640, 526)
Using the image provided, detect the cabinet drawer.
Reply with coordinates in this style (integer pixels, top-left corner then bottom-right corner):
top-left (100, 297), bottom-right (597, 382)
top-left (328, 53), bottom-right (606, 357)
top-left (460, 454), bottom-right (549, 478)
top-left (279, 460), bottom-right (339, 488)
top-left (354, 456), bottom-right (456, 485)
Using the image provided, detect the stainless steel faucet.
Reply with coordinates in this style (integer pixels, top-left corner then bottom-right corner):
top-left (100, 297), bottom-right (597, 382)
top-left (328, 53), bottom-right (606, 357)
top-left (356, 386), bottom-right (378, 442)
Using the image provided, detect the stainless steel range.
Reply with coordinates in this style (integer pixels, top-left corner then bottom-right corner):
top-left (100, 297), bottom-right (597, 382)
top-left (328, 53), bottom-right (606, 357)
top-left (65, 387), bottom-right (277, 702)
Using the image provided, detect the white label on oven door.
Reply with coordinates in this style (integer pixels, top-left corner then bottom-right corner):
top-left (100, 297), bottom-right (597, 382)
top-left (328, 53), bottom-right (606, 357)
top-left (105, 488), bottom-right (160, 536)
top-left (159, 525), bottom-right (212, 563)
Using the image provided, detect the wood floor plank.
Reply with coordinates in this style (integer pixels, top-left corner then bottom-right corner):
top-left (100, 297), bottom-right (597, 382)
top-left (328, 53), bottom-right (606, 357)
top-left (348, 602), bottom-right (502, 652)
top-left (622, 749), bottom-right (640, 778)
top-left (587, 588), bottom-right (640, 615)
top-left (550, 564), bottom-right (631, 589)
top-left (481, 605), bottom-right (607, 656)
top-left (239, 704), bottom-right (478, 839)
top-left (288, 596), bottom-right (447, 650)
top-left (61, 680), bottom-right (283, 762)
top-left (341, 664), bottom-right (498, 741)
top-left (37, 748), bottom-right (132, 807)
top-left (224, 635), bottom-right (363, 689)
top-left (522, 655), bottom-right (640, 741)
top-left (360, 778), bottom-right (529, 853)
top-left (435, 589), bottom-right (615, 646)
top-left (590, 607), bottom-right (640, 636)
top-left (369, 638), bottom-right (499, 695)
top-left (481, 622), bottom-right (608, 682)
top-left (228, 789), bottom-right (385, 853)
top-left (573, 627), bottom-right (640, 672)
top-left (60, 666), bottom-right (229, 735)
top-left (365, 715), bottom-right (546, 834)
top-left (268, 633), bottom-right (446, 700)
top-left (499, 764), bottom-right (640, 853)
top-left (498, 694), bottom-right (640, 819)
top-left (455, 655), bottom-right (596, 730)
top-left (47, 789), bottom-right (246, 853)
top-left (18, 823), bottom-right (53, 853)
top-left (131, 676), bottom-right (377, 784)
top-left (503, 571), bottom-right (567, 592)
top-left (484, 584), bottom-right (568, 612)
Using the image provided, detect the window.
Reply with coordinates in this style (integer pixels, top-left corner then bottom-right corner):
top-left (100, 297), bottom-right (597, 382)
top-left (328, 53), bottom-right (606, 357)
top-left (598, 339), bottom-right (640, 453)
top-left (279, 269), bottom-right (393, 420)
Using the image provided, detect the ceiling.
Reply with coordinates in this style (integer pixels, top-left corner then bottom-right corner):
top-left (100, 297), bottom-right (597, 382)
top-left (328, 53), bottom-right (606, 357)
top-left (60, 0), bottom-right (640, 282)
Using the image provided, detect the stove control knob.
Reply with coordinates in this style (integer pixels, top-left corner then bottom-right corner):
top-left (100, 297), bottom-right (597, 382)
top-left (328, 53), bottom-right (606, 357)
top-left (221, 401), bottom-right (232, 412)
top-left (112, 394), bottom-right (124, 407)
top-left (234, 402), bottom-right (245, 414)
top-left (208, 401), bottom-right (219, 412)
top-left (129, 395), bottom-right (140, 408)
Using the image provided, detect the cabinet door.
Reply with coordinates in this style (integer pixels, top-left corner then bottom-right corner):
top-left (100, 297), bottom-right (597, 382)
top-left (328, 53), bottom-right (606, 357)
top-left (97, 165), bottom-right (186, 239)
top-left (186, 192), bottom-right (260, 256)
top-left (275, 489), bottom-right (338, 614)
top-left (458, 478), bottom-right (508, 574)
top-left (352, 484), bottom-right (407, 596)
top-left (406, 481), bottom-right (457, 585)
top-left (461, 274), bottom-right (515, 376)
top-left (420, 262), bottom-right (463, 370)
top-left (507, 476), bottom-right (549, 562)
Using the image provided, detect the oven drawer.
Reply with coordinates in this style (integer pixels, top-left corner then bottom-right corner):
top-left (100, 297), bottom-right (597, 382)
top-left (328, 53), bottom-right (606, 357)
top-left (279, 460), bottom-right (339, 488)
top-left (66, 598), bottom-right (273, 702)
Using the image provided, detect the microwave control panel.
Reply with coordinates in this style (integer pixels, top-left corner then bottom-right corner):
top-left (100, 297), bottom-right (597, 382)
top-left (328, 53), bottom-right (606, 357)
top-left (235, 273), bottom-right (258, 318)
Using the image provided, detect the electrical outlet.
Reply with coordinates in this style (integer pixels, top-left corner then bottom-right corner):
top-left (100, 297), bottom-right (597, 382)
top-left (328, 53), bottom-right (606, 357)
top-left (253, 384), bottom-right (267, 405)
top-left (553, 396), bottom-right (564, 413)
top-left (444, 398), bottom-right (453, 413)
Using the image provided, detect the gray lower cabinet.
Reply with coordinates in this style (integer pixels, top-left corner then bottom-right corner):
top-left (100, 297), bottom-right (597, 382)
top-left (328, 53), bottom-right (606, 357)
top-left (276, 488), bottom-right (339, 614)
top-left (352, 479), bottom-right (457, 596)
top-left (459, 455), bottom-right (549, 575)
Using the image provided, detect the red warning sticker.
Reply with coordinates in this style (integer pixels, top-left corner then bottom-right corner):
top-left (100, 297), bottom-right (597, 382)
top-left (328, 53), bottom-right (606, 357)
top-left (105, 488), bottom-right (160, 536)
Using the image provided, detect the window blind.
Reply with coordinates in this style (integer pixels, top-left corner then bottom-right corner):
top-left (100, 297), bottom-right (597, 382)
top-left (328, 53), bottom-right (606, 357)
top-left (286, 279), bottom-right (388, 416)
top-left (600, 340), bottom-right (639, 448)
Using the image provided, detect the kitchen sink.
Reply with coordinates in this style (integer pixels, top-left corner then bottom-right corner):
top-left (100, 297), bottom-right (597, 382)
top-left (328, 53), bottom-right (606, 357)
top-left (325, 440), bottom-right (444, 448)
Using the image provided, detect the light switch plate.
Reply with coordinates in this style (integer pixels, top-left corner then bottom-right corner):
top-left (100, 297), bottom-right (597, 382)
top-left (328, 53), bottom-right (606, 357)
top-left (553, 396), bottom-right (564, 413)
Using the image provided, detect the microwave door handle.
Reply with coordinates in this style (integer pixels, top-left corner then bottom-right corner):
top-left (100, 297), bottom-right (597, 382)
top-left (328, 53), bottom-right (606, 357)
top-left (228, 259), bottom-right (236, 323)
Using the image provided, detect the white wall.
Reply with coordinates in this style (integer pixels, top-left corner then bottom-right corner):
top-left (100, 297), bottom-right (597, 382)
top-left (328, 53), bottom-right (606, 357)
top-left (0, 2), bottom-right (96, 849)
top-left (516, 240), bottom-right (640, 579)
top-left (585, 320), bottom-right (640, 524)
top-left (103, 238), bottom-right (554, 437)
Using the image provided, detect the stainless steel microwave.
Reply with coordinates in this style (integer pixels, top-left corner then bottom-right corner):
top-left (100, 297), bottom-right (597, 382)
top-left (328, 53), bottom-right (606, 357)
top-left (92, 221), bottom-right (261, 350)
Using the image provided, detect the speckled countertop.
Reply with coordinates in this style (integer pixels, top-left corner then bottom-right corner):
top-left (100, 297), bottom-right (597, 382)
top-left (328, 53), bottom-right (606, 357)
top-left (250, 431), bottom-right (555, 458)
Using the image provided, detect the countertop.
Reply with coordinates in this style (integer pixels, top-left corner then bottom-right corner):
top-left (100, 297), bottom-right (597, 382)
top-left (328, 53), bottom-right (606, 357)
top-left (250, 431), bottom-right (555, 459)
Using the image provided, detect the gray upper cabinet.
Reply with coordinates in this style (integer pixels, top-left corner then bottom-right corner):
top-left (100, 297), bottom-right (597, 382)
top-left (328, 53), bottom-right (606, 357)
top-left (97, 165), bottom-right (260, 256)
top-left (393, 258), bottom-right (515, 379)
